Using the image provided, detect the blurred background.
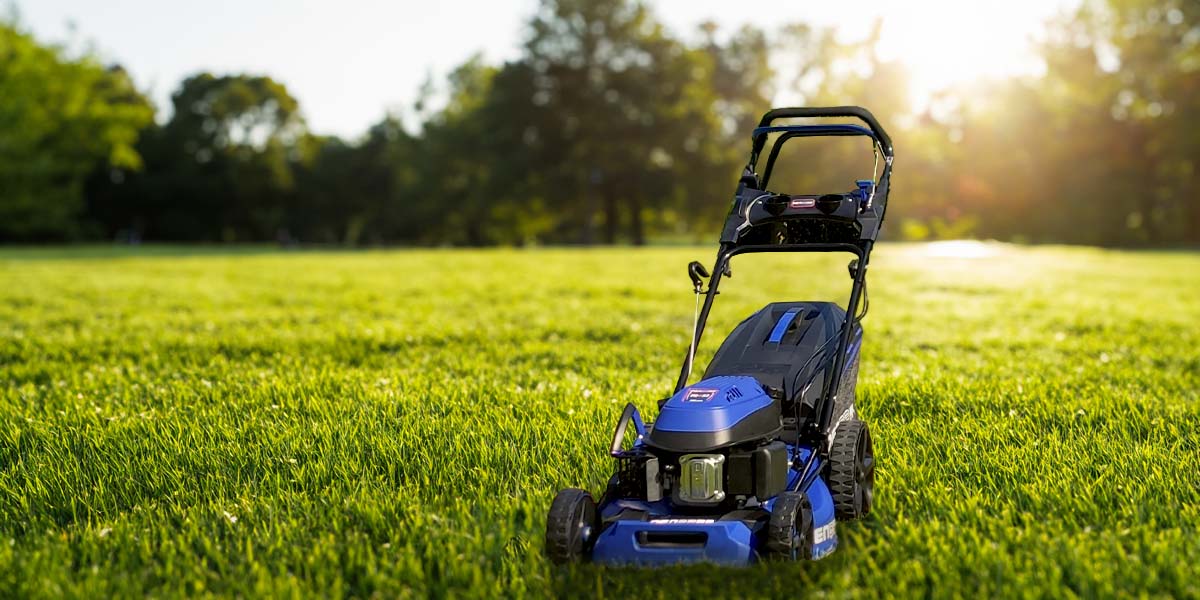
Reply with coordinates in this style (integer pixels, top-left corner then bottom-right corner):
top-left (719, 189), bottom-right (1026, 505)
top-left (2, 0), bottom-right (1196, 247)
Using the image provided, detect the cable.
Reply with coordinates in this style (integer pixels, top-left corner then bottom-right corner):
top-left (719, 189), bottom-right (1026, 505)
top-left (685, 289), bottom-right (702, 384)
top-left (855, 140), bottom-right (886, 211)
top-left (856, 278), bottom-right (869, 321)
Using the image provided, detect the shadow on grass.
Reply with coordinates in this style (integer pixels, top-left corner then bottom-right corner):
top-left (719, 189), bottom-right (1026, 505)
top-left (548, 559), bottom-right (828, 599)
top-left (0, 244), bottom-right (373, 261)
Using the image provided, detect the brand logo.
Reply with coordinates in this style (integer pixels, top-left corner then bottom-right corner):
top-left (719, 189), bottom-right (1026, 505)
top-left (789, 198), bottom-right (816, 209)
top-left (813, 521), bottom-right (837, 544)
top-left (684, 388), bottom-right (718, 403)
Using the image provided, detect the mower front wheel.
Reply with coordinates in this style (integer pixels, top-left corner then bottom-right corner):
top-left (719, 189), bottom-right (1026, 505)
top-left (545, 488), bottom-right (599, 564)
top-left (829, 419), bottom-right (875, 520)
top-left (766, 491), bottom-right (813, 560)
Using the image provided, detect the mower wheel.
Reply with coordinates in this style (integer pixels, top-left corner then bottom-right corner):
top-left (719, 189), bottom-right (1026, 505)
top-left (766, 491), bottom-right (813, 559)
top-left (829, 419), bottom-right (874, 520)
top-left (545, 488), bottom-right (598, 564)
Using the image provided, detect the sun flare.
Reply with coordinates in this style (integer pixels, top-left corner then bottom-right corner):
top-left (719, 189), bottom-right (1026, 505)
top-left (923, 240), bottom-right (1000, 259)
top-left (869, 0), bottom-right (1065, 103)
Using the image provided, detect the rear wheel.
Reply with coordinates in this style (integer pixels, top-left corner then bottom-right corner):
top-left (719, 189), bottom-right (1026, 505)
top-left (545, 488), bottom-right (598, 564)
top-left (829, 419), bottom-right (874, 520)
top-left (766, 491), bottom-right (813, 560)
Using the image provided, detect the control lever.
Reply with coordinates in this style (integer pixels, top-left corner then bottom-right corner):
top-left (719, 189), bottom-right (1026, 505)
top-left (687, 261), bottom-right (710, 292)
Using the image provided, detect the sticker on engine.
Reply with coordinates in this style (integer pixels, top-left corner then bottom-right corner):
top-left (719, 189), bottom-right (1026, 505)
top-left (684, 388), bottom-right (719, 403)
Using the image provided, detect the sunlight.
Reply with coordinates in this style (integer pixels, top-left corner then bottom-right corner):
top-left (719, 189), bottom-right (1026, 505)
top-left (923, 240), bottom-right (1000, 259)
top-left (871, 0), bottom-right (1069, 104)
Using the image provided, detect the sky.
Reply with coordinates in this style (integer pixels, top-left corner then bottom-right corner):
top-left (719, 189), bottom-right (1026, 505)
top-left (17, 0), bottom-right (1080, 139)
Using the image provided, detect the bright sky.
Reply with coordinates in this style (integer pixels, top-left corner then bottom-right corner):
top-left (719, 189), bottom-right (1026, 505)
top-left (18, 0), bottom-right (1079, 139)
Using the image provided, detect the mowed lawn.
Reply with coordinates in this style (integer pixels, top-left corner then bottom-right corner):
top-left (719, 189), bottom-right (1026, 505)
top-left (0, 244), bottom-right (1197, 598)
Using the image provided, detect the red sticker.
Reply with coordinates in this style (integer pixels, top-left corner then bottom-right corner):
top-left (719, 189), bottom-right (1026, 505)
top-left (790, 198), bottom-right (816, 209)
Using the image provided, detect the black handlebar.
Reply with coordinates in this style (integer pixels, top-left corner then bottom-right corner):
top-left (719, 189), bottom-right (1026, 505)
top-left (758, 106), bottom-right (892, 153)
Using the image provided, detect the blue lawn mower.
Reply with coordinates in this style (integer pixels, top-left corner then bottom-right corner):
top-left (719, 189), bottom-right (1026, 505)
top-left (545, 106), bottom-right (895, 566)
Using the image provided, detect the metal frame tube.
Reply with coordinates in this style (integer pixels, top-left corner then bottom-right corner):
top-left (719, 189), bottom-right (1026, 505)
top-left (672, 241), bottom-right (873, 456)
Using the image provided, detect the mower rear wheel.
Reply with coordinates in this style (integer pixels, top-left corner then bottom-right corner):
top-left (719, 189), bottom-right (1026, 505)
top-left (766, 491), bottom-right (813, 559)
top-left (829, 419), bottom-right (874, 520)
top-left (545, 488), bottom-right (598, 564)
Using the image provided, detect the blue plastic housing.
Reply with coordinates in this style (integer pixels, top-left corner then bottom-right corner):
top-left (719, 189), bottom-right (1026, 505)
top-left (653, 376), bottom-right (773, 434)
top-left (591, 444), bottom-right (839, 565)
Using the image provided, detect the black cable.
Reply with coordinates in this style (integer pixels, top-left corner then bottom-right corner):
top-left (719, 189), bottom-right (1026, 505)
top-left (856, 278), bottom-right (869, 321)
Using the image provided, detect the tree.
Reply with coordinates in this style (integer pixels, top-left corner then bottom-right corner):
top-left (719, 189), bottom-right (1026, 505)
top-left (1094, 0), bottom-right (1200, 243)
top-left (127, 73), bottom-right (309, 241)
top-left (293, 117), bottom-right (422, 245)
top-left (521, 0), bottom-right (725, 244)
top-left (0, 22), bottom-right (153, 241)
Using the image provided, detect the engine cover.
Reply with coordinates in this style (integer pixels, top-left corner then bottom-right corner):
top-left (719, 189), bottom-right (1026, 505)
top-left (647, 376), bottom-right (782, 453)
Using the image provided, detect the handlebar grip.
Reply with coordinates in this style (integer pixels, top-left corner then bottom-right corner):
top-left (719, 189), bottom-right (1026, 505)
top-left (758, 106), bottom-right (892, 153)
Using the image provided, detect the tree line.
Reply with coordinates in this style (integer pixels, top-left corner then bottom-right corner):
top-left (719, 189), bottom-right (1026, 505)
top-left (1, 0), bottom-right (1196, 246)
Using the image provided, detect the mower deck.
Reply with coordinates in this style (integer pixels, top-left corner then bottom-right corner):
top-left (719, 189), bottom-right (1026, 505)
top-left (591, 445), bottom-right (839, 565)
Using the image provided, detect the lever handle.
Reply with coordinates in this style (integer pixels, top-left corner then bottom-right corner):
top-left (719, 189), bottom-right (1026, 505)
top-left (688, 261), bottom-right (710, 291)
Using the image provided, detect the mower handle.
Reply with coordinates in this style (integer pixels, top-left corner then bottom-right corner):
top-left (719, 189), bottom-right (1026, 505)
top-left (757, 106), bottom-right (892, 154)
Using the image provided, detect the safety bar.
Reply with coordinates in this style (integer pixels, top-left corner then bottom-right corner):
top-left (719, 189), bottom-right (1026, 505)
top-left (756, 106), bottom-right (892, 155)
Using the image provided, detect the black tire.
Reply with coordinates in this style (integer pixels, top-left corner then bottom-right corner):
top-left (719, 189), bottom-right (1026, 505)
top-left (828, 419), bottom-right (874, 521)
top-left (765, 491), bottom-right (813, 560)
top-left (545, 488), bottom-right (598, 564)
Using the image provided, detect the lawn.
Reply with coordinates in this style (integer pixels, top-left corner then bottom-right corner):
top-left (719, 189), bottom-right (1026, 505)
top-left (0, 243), bottom-right (1197, 598)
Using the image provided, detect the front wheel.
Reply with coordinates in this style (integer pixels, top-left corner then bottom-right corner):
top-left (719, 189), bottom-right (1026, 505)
top-left (765, 491), bottom-right (813, 560)
top-left (545, 488), bottom-right (598, 564)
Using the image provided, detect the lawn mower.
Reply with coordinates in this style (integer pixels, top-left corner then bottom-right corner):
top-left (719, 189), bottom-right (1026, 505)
top-left (545, 106), bottom-right (894, 566)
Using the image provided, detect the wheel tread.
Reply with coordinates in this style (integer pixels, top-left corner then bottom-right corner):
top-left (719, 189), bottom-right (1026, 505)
top-left (828, 419), bottom-right (870, 521)
top-left (545, 488), bottom-right (594, 564)
top-left (766, 491), bottom-right (812, 559)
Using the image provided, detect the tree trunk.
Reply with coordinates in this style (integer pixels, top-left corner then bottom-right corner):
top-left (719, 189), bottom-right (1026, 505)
top-left (629, 193), bottom-right (645, 246)
top-left (1188, 195), bottom-right (1200, 246)
top-left (1188, 176), bottom-right (1200, 245)
top-left (603, 188), bottom-right (618, 245)
top-left (580, 183), bottom-right (595, 245)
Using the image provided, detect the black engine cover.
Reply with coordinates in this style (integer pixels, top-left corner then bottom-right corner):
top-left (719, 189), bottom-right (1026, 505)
top-left (703, 302), bottom-right (856, 416)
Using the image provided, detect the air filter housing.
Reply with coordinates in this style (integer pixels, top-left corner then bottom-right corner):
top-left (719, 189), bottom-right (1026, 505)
top-left (647, 376), bottom-right (782, 453)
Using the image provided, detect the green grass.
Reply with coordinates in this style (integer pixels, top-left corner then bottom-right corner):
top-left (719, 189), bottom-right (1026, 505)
top-left (1, 243), bottom-right (1198, 598)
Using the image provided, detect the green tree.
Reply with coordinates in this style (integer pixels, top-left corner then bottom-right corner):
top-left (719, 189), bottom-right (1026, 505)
top-left (1094, 0), bottom-right (1200, 243)
top-left (293, 117), bottom-right (422, 245)
top-left (0, 22), bottom-right (153, 241)
top-left (921, 0), bottom-right (1200, 245)
top-left (521, 0), bottom-right (725, 244)
top-left (131, 73), bottom-right (309, 241)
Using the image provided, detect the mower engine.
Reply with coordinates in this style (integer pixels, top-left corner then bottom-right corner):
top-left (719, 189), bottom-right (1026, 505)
top-left (621, 376), bottom-right (791, 509)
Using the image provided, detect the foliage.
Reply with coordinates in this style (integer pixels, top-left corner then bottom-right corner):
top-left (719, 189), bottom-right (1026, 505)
top-left (0, 22), bottom-right (152, 241)
top-left (91, 73), bottom-right (311, 242)
top-left (912, 0), bottom-right (1200, 245)
top-left (1, 0), bottom-right (1198, 246)
top-left (0, 244), bottom-right (1197, 596)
